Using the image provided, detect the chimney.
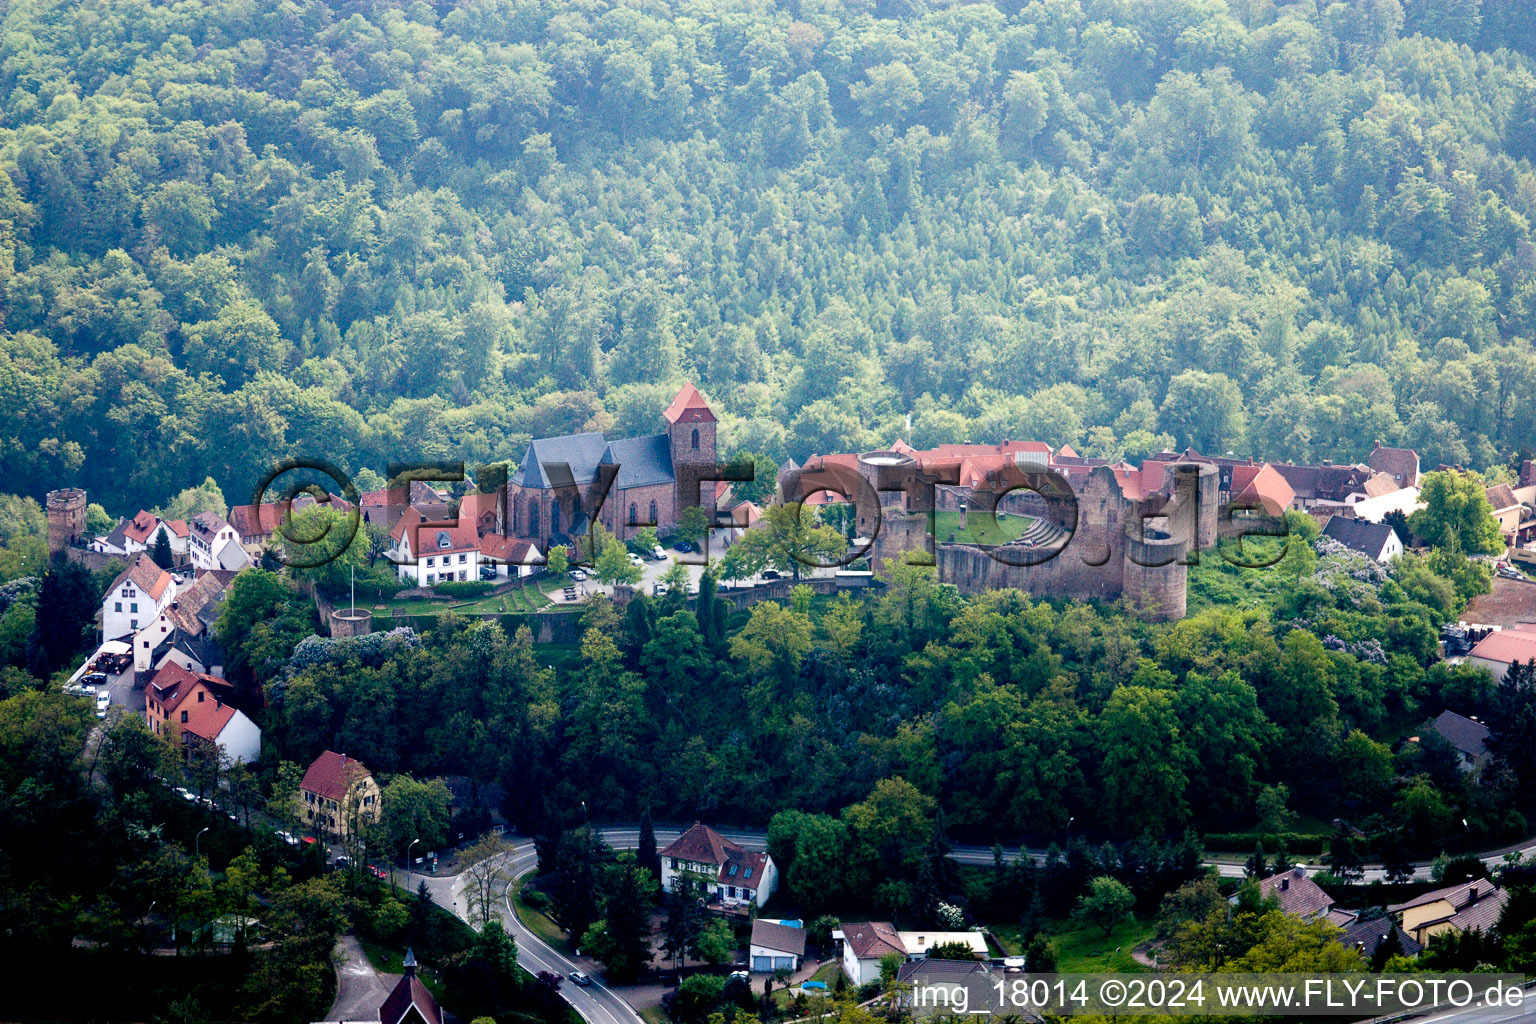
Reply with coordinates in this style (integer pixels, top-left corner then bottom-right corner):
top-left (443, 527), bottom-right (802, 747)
top-left (1469, 885), bottom-right (1479, 903)
top-left (1281, 877), bottom-right (1289, 891)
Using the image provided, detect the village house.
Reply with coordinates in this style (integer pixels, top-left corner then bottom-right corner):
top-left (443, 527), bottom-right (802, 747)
top-left (359, 480), bottom-right (453, 533)
top-left (835, 921), bottom-right (907, 987)
top-left (749, 919), bottom-right (806, 973)
top-left (897, 931), bottom-right (990, 961)
top-left (1389, 880), bottom-right (1507, 947)
top-left (1236, 867), bottom-right (1355, 927)
top-left (658, 822), bottom-right (777, 909)
top-left (1336, 916), bottom-right (1422, 961)
top-left (1487, 483), bottom-right (1536, 552)
top-left (92, 510), bottom-right (187, 561)
top-left (143, 663), bottom-right (260, 763)
top-left (1321, 516), bottom-right (1403, 562)
top-left (298, 750), bottom-right (381, 838)
top-left (506, 383), bottom-right (718, 550)
top-left (1464, 624), bottom-right (1536, 684)
top-left (1425, 710), bottom-right (1492, 774)
top-left (188, 511), bottom-right (251, 572)
top-left (101, 554), bottom-right (175, 641)
top-left (132, 569), bottom-right (235, 675)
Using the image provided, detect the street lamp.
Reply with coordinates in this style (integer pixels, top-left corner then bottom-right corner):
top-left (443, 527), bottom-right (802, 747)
top-left (407, 838), bottom-right (420, 870)
top-left (195, 827), bottom-right (210, 858)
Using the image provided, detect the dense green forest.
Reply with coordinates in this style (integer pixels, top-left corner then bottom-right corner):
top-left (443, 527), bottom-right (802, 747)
top-left (5, 0), bottom-right (1536, 513)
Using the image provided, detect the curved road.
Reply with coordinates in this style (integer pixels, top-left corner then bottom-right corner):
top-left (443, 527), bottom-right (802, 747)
top-left (403, 824), bottom-right (1536, 1024)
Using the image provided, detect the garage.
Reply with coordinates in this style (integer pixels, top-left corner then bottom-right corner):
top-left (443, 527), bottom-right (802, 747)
top-left (748, 919), bottom-right (806, 974)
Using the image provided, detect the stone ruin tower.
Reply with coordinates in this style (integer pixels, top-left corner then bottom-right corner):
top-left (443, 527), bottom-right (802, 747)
top-left (46, 488), bottom-right (88, 555)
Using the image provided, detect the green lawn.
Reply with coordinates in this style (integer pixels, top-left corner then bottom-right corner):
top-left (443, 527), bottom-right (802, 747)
top-left (770, 962), bottom-right (846, 1011)
top-left (512, 878), bottom-right (572, 954)
top-left (640, 1006), bottom-right (669, 1024)
top-left (991, 916), bottom-right (1154, 973)
top-left (932, 509), bottom-right (1035, 546)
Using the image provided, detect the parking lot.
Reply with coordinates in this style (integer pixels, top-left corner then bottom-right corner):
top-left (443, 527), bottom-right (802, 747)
top-left (552, 537), bottom-right (835, 604)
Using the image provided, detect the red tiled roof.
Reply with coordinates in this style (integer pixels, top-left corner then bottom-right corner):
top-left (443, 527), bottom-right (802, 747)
top-left (480, 535), bottom-right (538, 562)
top-left (149, 662), bottom-right (199, 708)
top-left (300, 750), bottom-right (373, 803)
top-left (1468, 626), bottom-right (1536, 666)
top-left (228, 502), bottom-right (284, 538)
top-left (1488, 484), bottom-right (1520, 512)
top-left (124, 510), bottom-right (160, 544)
top-left (180, 697), bottom-right (237, 742)
top-left (165, 519), bottom-right (189, 537)
top-left (1369, 443), bottom-right (1419, 487)
top-left (1231, 463), bottom-right (1295, 513)
top-left (841, 921), bottom-right (906, 961)
top-left (108, 554), bottom-right (173, 604)
top-left (660, 823), bottom-right (737, 865)
top-left (663, 383), bottom-right (716, 424)
top-left (149, 663), bottom-right (229, 715)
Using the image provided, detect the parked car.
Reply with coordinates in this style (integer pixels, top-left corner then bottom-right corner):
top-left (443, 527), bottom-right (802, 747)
top-left (273, 830), bottom-right (299, 846)
top-left (368, 864), bottom-right (387, 879)
top-left (673, 540), bottom-right (694, 552)
top-left (63, 683), bottom-right (95, 697)
top-left (653, 582), bottom-right (669, 596)
top-left (569, 569), bottom-right (588, 581)
top-left (686, 580), bottom-right (699, 597)
top-left (479, 566), bottom-right (499, 580)
top-left (333, 855), bottom-right (351, 870)
top-left (760, 569), bottom-right (781, 580)
top-left (82, 671), bottom-right (108, 686)
top-left (568, 971), bottom-right (591, 987)
top-left (651, 545), bottom-right (667, 560)
top-left (627, 552), bottom-right (644, 567)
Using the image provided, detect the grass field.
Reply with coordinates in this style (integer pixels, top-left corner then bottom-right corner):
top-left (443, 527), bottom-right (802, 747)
top-left (991, 916), bottom-right (1154, 973)
top-left (932, 509), bottom-right (1035, 546)
top-left (770, 962), bottom-right (847, 1010)
top-left (512, 877), bottom-right (572, 954)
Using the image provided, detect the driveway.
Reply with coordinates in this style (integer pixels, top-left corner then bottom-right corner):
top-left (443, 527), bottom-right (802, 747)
top-left (327, 932), bottom-right (392, 1022)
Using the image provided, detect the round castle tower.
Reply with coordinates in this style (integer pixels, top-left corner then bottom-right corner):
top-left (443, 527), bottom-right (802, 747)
top-left (46, 488), bottom-right (88, 555)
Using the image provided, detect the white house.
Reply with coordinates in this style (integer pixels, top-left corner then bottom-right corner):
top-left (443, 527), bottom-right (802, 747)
top-left (659, 822), bottom-right (777, 909)
top-left (132, 570), bottom-right (235, 673)
top-left (188, 511), bottom-right (250, 572)
top-left (1466, 625), bottom-right (1536, 685)
top-left (180, 698), bottom-right (261, 763)
top-left (749, 919), bottom-right (806, 973)
top-left (835, 921), bottom-right (907, 987)
top-left (387, 507), bottom-right (483, 586)
top-left (1321, 516), bottom-right (1403, 562)
top-left (480, 534), bottom-right (543, 578)
top-left (102, 555), bottom-right (175, 640)
top-left (897, 931), bottom-right (989, 961)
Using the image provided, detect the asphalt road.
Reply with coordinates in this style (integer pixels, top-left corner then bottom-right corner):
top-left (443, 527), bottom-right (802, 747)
top-left (402, 823), bottom-right (1536, 1024)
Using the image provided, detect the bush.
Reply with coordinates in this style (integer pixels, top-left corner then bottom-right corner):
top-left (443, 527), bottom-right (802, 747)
top-left (435, 581), bottom-right (494, 598)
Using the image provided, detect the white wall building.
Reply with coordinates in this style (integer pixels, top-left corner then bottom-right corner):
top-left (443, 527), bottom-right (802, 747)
top-left (659, 823), bottom-right (777, 909)
top-left (102, 555), bottom-right (175, 641)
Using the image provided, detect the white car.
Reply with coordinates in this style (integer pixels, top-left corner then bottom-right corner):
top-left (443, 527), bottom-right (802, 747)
top-left (627, 552), bottom-right (644, 567)
top-left (95, 691), bottom-right (111, 714)
top-left (653, 582), bottom-right (669, 596)
top-left (651, 545), bottom-right (667, 560)
top-left (569, 569), bottom-right (587, 582)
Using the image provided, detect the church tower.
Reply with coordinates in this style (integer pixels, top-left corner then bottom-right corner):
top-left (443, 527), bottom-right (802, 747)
top-left (663, 383), bottom-right (717, 521)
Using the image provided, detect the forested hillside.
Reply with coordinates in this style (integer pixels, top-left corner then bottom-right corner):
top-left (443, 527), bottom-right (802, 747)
top-left (5, 0), bottom-right (1536, 512)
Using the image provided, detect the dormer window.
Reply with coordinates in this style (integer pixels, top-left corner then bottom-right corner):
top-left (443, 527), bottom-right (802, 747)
top-left (438, 533), bottom-right (451, 549)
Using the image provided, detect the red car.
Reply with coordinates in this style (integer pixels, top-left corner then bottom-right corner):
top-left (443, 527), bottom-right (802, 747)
top-left (368, 864), bottom-right (387, 879)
